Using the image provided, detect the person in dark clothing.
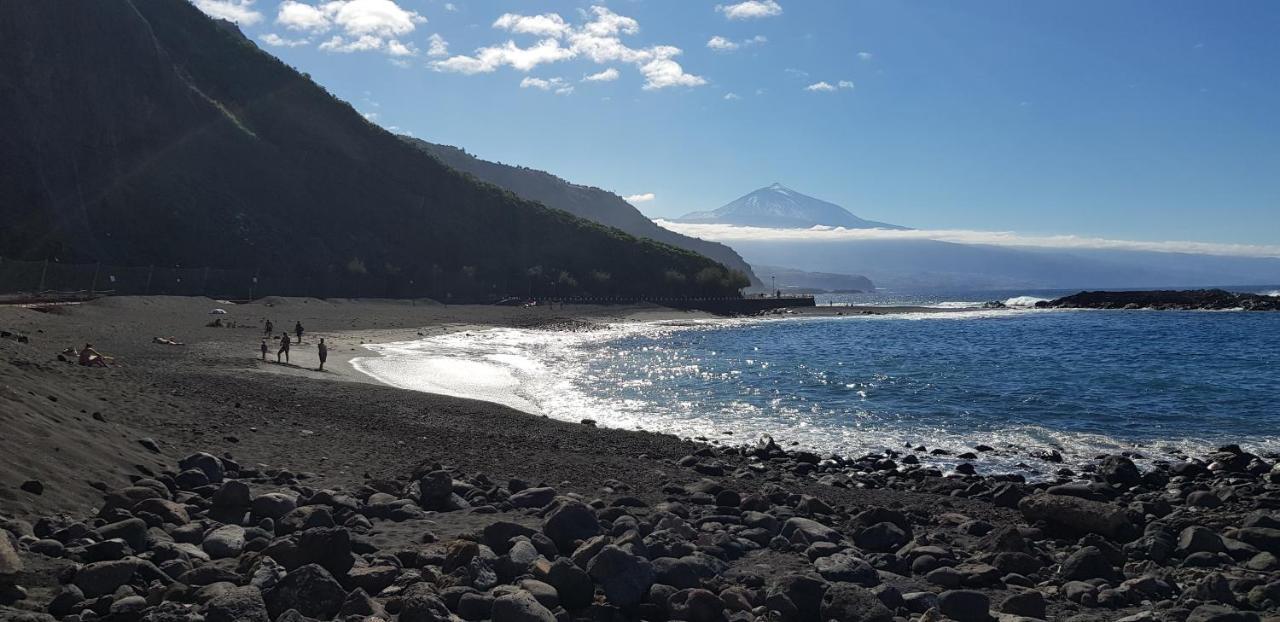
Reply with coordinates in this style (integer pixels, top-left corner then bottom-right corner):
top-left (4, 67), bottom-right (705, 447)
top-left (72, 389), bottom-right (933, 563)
top-left (278, 332), bottom-right (290, 363)
top-left (295, 321), bottom-right (304, 344)
top-left (317, 338), bottom-right (328, 371)
top-left (264, 319), bottom-right (274, 336)
top-left (260, 338), bottom-right (268, 361)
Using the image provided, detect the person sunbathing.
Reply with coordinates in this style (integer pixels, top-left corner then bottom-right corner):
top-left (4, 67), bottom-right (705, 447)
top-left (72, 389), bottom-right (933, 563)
top-left (152, 336), bottom-right (184, 346)
top-left (78, 343), bottom-right (110, 367)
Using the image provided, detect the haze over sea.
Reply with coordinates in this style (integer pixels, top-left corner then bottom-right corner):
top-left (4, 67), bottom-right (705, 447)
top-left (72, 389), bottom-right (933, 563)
top-left (354, 289), bottom-right (1280, 474)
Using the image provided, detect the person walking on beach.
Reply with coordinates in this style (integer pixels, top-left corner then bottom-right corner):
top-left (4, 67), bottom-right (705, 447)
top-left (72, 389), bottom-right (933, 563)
top-left (277, 332), bottom-right (291, 363)
top-left (317, 338), bottom-right (328, 371)
top-left (264, 319), bottom-right (273, 336)
top-left (295, 321), bottom-right (304, 344)
top-left (260, 337), bottom-right (268, 361)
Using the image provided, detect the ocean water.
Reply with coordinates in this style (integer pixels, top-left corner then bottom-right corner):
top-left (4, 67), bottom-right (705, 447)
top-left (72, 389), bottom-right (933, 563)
top-left (352, 304), bottom-right (1280, 473)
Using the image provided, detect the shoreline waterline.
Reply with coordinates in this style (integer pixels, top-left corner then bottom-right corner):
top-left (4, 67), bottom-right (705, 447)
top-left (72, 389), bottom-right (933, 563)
top-left (349, 306), bottom-right (1280, 475)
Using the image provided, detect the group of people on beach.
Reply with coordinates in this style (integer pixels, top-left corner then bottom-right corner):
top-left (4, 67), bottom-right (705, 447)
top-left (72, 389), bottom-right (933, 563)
top-left (259, 319), bottom-right (326, 371)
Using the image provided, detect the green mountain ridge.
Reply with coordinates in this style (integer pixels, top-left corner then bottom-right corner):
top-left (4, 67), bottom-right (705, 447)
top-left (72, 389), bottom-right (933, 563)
top-left (0, 0), bottom-right (746, 300)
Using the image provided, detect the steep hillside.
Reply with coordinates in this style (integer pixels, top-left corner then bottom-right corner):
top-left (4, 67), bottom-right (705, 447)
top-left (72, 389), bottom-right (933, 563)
top-left (678, 183), bottom-right (907, 230)
top-left (0, 0), bottom-right (746, 299)
top-left (407, 140), bottom-right (759, 286)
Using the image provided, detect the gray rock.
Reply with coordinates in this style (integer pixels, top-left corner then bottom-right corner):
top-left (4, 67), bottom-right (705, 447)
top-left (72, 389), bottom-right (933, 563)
top-left (205, 585), bottom-right (269, 622)
top-left (769, 574), bottom-right (828, 622)
top-left (399, 583), bottom-right (452, 622)
top-left (669, 588), bottom-right (726, 622)
top-left (1000, 590), bottom-right (1046, 618)
top-left (926, 566), bottom-right (965, 588)
top-left (0, 534), bottom-right (22, 577)
top-left (510, 487), bottom-right (558, 509)
top-left (517, 579), bottom-right (559, 610)
top-left (854, 522), bottom-right (908, 553)
top-left (93, 518), bottom-right (148, 553)
top-left (1234, 527), bottom-right (1280, 555)
top-left (814, 553), bottom-right (878, 586)
top-left (1059, 546), bottom-right (1118, 581)
top-left (457, 592), bottom-right (494, 621)
top-left (202, 525), bottom-right (246, 559)
top-left (1019, 494), bottom-right (1136, 540)
top-left (278, 506), bottom-right (335, 535)
top-left (492, 589), bottom-right (557, 622)
top-left (74, 560), bottom-right (141, 597)
top-left (179, 452), bottom-right (226, 483)
top-left (110, 595), bottom-right (148, 615)
top-left (543, 499), bottom-right (602, 552)
top-left (263, 563), bottom-right (346, 620)
top-left (251, 493), bottom-right (297, 521)
top-left (819, 583), bottom-right (892, 622)
top-left (587, 545), bottom-right (654, 608)
top-left (212, 481), bottom-right (251, 508)
top-left (780, 517), bottom-right (841, 544)
top-left (534, 557), bottom-right (593, 610)
top-left (1186, 604), bottom-right (1259, 622)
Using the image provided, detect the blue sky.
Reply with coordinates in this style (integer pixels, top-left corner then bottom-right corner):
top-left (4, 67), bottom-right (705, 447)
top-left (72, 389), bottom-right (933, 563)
top-left (198, 0), bottom-right (1280, 248)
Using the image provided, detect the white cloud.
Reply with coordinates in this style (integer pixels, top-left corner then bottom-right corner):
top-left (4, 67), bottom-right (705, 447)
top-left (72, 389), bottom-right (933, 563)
top-left (275, 0), bottom-right (425, 56)
top-left (494, 13), bottom-right (572, 38)
top-left (624, 193), bottom-right (656, 203)
top-left (724, 92), bottom-right (741, 100)
top-left (655, 221), bottom-right (1280, 259)
top-left (838, 80), bottom-right (855, 89)
top-left (193, 0), bottom-right (263, 25)
top-left (716, 0), bottom-right (783, 20)
top-left (426, 33), bottom-right (449, 57)
top-left (707, 34), bottom-right (766, 52)
top-left (433, 6), bottom-right (703, 90)
top-left (277, 0), bottom-right (330, 30)
top-left (432, 38), bottom-right (575, 73)
top-left (520, 76), bottom-right (574, 95)
top-left (259, 33), bottom-right (310, 47)
top-left (444, 3), bottom-right (457, 11)
top-left (805, 81), bottom-right (836, 92)
top-left (857, 51), bottom-right (873, 61)
top-left (583, 67), bottom-right (620, 82)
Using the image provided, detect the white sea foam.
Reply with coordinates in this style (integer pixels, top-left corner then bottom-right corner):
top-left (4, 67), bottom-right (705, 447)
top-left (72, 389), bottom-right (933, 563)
top-left (351, 312), bottom-right (1276, 475)
top-left (1003, 295), bottom-right (1050, 308)
top-left (1261, 289), bottom-right (1280, 297)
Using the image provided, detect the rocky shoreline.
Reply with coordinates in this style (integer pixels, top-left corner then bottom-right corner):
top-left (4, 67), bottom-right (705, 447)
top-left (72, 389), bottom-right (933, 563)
top-left (1035, 290), bottom-right (1279, 312)
top-left (3, 437), bottom-right (1278, 622)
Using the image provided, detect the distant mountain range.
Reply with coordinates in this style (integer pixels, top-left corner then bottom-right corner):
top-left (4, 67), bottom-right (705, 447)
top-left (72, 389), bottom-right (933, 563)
top-left (0, 0), bottom-right (746, 300)
top-left (407, 140), bottom-right (759, 286)
top-left (677, 184), bottom-right (908, 230)
top-left (730, 238), bottom-right (1280, 291)
top-left (751, 265), bottom-right (874, 294)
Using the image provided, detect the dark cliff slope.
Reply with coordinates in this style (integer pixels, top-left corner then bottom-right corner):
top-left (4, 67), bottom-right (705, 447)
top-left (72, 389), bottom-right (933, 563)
top-left (406, 139), bottom-right (759, 286)
top-left (0, 0), bottom-right (745, 298)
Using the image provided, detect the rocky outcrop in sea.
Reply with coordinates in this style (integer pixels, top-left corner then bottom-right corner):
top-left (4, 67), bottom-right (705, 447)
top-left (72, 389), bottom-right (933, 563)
top-left (1037, 290), bottom-right (1279, 311)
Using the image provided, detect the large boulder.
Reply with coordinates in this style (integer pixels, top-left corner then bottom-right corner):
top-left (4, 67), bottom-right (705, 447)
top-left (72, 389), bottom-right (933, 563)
top-left (780, 518), bottom-right (841, 545)
top-left (509, 488), bottom-right (557, 509)
top-left (264, 564), bottom-right (346, 620)
top-left (768, 574), bottom-right (829, 622)
top-left (543, 499), bottom-right (602, 552)
top-left (813, 554), bottom-right (878, 586)
top-left (1019, 494), bottom-right (1136, 541)
top-left (179, 452), bottom-right (226, 483)
top-left (586, 545), bottom-right (654, 608)
top-left (819, 583), bottom-right (892, 622)
top-left (203, 525), bottom-right (246, 559)
top-left (1059, 546), bottom-right (1119, 581)
top-left (93, 518), bottom-right (148, 553)
top-left (491, 589), bottom-right (557, 622)
top-left (205, 585), bottom-right (269, 622)
top-left (938, 590), bottom-right (991, 622)
top-left (398, 582), bottom-right (453, 622)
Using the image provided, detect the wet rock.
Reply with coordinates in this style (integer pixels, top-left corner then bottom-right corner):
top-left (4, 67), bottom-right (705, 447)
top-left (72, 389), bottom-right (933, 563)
top-left (1098, 455), bottom-right (1142, 487)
